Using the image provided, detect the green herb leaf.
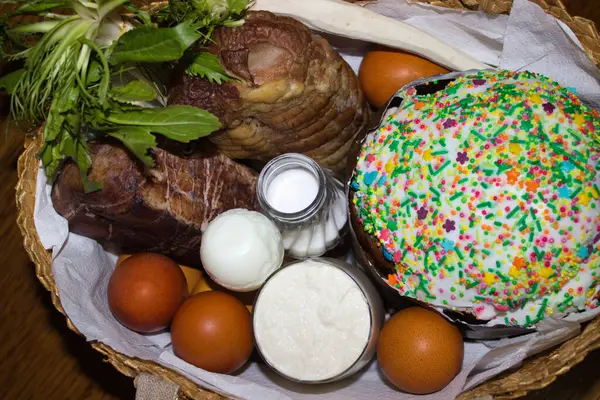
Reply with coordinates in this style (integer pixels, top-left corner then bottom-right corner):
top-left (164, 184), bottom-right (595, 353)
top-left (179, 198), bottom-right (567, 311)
top-left (97, 0), bottom-right (129, 19)
top-left (110, 21), bottom-right (202, 65)
top-left (9, 20), bottom-right (60, 34)
top-left (86, 60), bottom-right (102, 85)
top-left (109, 88), bottom-right (151, 106)
top-left (189, 0), bottom-right (248, 22)
top-left (42, 86), bottom-right (78, 142)
top-left (165, 0), bottom-right (249, 28)
top-left (40, 86), bottom-right (99, 190)
top-left (166, 0), bottom-right (194, 23)
top-left (43, 106), bottom-right (65, 142)
top-left (106, 105), bottom-right (221, 142)
top-left (58, 129), bottom-right (100, 192)
top-left (40, 140), bottom-right (64, 181)
top-left (0, 69), bottom-right (24, 94)
top-left (124, 4), bottom-right (153, 27)
top-left (79, 38), bottom-right (110, 106)
top-left (56, 86), bottom-right (79, 113)
top-left (228, 0), bottom-right (249, 15)
top-left (13, 0), bottom-right (68, 15)
top-left (107, 126), bottom-right (157, 167)
top-left (12, 16), bottom-right (90, 121)
top-left (110, 80), bottom-right (157, 103)
top-left (185, 52), bottom-right (232, 84)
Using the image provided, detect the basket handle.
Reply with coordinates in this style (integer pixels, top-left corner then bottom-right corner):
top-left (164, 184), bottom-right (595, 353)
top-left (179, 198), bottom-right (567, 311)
top-left (134, 372), bottom-right (180, 400)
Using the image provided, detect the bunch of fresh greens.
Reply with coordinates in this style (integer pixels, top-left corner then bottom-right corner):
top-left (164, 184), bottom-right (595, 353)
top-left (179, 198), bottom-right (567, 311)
top-left (0, 0), bottom-right (250, 192)
top-left (166, 0), bottom-right (248, 28)
top-left (161, 0), bottom-right (250, 84)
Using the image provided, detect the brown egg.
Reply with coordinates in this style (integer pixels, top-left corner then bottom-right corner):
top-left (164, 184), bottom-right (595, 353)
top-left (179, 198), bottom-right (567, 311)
top-left (171, 291), bottom-right (253, 374)
top-left (191, 273), bottom-right (257, 312)
top-left (179, 265), bottom-right (204, 294)
top-left (377, 307), bottom-right (464, 394)
top-left (120, 254), bottom-right (203, 295)
top-left (108, 253), bottom-right (188, 333)
top-left (358, 49), bottom-right (450, 108)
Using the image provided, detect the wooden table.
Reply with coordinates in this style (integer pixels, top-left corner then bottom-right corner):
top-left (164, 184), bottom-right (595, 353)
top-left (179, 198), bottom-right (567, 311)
top-left (1, 2), bottom-right (600, 399)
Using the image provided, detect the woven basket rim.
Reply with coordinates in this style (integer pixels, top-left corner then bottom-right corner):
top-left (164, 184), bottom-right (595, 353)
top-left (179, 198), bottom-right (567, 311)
top-left (14, 0), bottom-right (600, 399)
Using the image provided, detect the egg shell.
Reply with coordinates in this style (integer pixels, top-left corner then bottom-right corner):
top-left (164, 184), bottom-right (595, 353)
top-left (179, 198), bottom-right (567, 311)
top-left (108, 253), bottom-right (188, 333)
top-left (358, 49), bottom-right (450, 108)
top-left (377, 307), bottom-right (464, 394)
top-left (171, 291), bottom-right (254, 374)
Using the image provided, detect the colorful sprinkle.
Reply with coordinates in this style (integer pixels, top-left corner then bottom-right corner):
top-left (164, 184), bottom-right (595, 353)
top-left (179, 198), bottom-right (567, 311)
top-left (350, 69), bottom-right (600, 327)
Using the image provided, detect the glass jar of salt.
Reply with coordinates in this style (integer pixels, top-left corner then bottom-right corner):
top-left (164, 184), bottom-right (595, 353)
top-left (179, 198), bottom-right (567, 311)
top-left (257, 154), bottom-right (348, 259)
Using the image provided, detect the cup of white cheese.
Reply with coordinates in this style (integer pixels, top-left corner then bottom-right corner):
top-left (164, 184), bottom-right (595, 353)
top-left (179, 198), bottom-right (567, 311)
top-left (252, 258), bottom-right (384, 383)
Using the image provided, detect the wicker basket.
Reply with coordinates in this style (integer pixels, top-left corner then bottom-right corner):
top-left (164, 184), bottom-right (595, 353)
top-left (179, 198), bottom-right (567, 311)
top-left (14, 1), bottom-right (600, 399)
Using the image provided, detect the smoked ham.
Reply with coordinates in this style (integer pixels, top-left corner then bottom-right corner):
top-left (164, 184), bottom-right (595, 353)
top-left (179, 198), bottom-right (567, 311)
top-left (52, 141), bottom-right (258, 265)
top-left (168, 11), bottom-right (370, 174)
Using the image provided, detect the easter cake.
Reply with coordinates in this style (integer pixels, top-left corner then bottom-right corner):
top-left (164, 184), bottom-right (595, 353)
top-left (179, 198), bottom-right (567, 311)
top-left (349, 69), bottom-right (600, 327)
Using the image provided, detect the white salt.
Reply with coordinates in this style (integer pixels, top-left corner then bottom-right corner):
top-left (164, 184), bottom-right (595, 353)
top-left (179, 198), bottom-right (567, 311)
top-left (266, 168), bottom-right (319, 213)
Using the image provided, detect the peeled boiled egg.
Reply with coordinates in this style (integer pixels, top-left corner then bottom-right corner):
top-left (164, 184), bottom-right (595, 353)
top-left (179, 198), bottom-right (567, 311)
top-left (200, 209), bottom-right (284, 292)
top-left (108, 253), bottom-right (188, 333)
top-left (359, 49), bottom-right (450, 108)
top-left (171, 291), bottom-right (254, 374)
top-left (377, 307), bottom-right (464, 394)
